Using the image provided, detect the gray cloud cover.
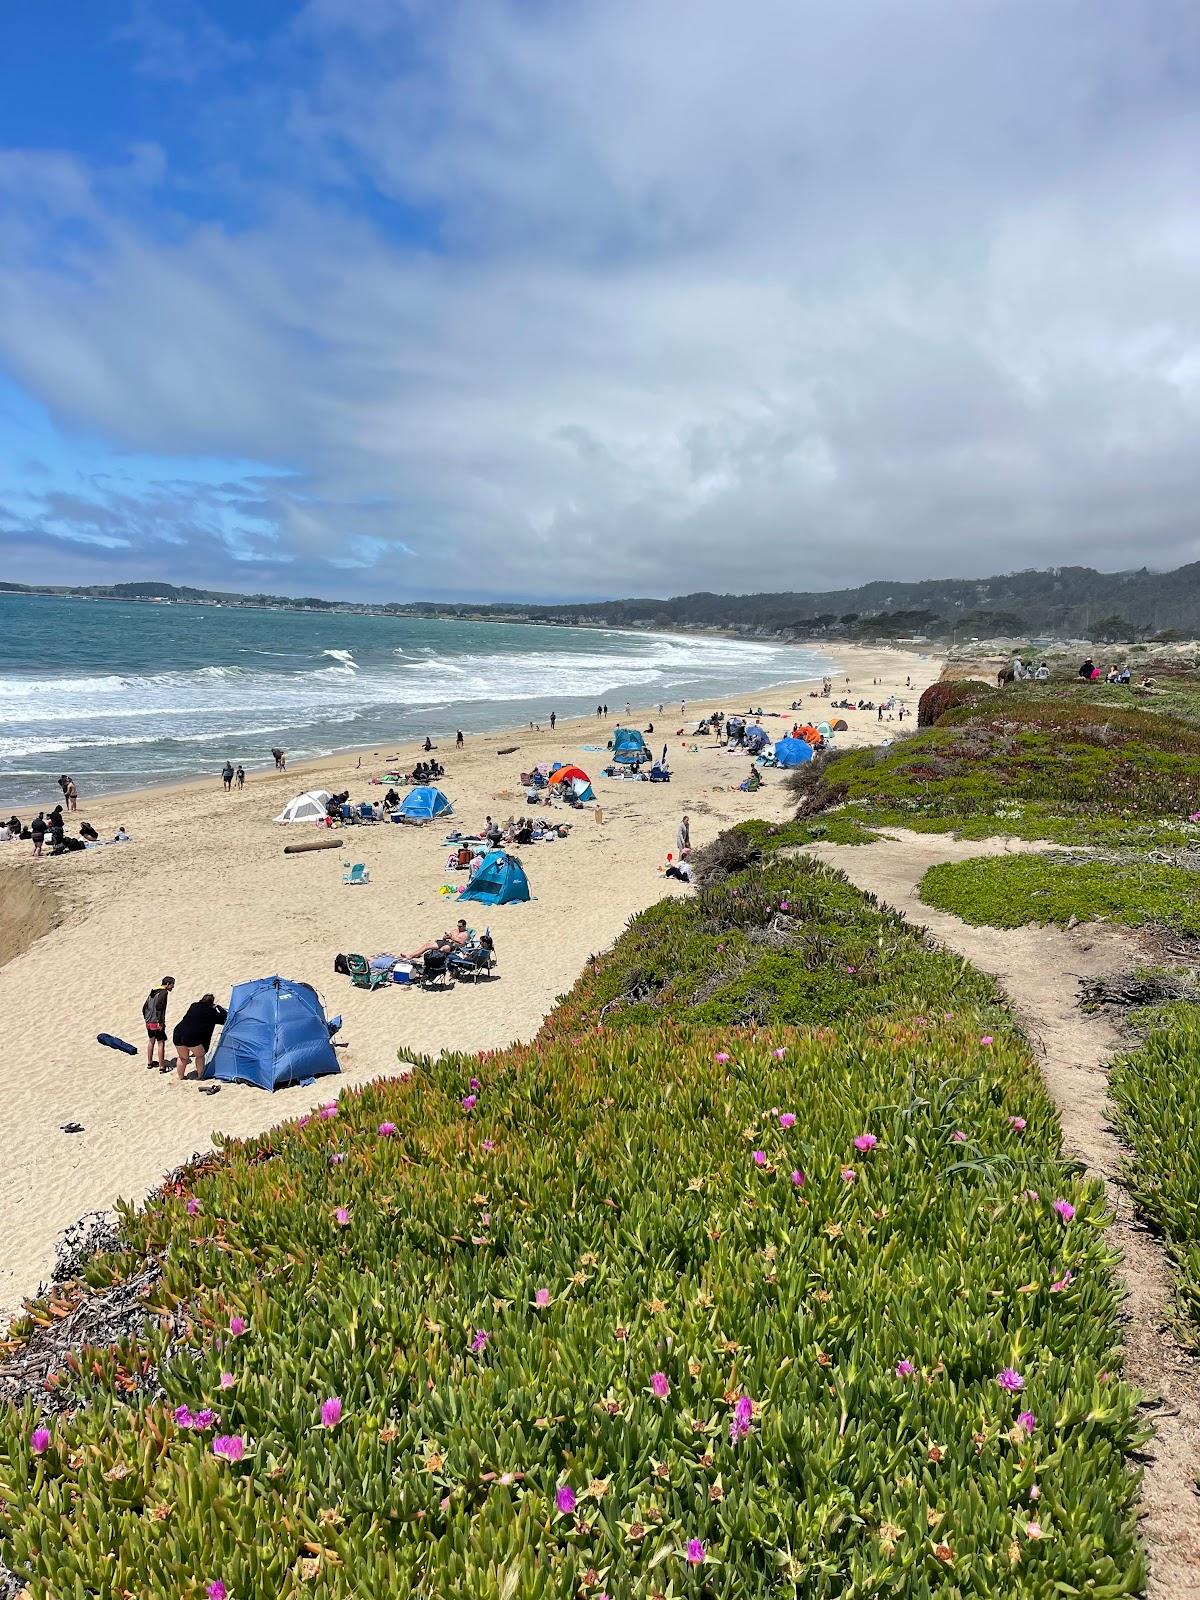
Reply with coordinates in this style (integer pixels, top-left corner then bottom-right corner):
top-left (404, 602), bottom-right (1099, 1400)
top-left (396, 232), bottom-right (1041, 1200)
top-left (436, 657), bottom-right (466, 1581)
top-left (2, 0), bottom-right (1200, 599)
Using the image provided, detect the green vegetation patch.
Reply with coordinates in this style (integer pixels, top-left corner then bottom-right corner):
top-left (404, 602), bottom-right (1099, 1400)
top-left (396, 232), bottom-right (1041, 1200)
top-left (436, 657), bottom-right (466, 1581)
top-left (1, 1017), bottom-right (1144, 1598)
top-left (917, 855), bottom-right (1200, 937)
top-left (1111, 1005), bottom-right (1200, 1342)
top-left (547, 853), bottom-right (1000, 1035)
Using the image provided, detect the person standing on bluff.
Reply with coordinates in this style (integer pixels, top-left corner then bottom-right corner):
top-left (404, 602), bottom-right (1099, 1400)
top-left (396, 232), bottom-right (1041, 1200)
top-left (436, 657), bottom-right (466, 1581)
top-left (142, 976), bottom-right (175, 1072)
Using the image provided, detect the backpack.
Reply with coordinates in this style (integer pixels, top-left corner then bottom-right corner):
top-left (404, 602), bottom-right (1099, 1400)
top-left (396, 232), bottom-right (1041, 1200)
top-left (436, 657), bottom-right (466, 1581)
top-left (333, 953), bottom-right (350, 975)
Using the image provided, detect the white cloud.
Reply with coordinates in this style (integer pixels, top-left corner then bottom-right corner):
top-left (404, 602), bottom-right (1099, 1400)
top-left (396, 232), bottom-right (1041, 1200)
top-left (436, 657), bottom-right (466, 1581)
top-left (2, 0), bottom-right (1200, 598)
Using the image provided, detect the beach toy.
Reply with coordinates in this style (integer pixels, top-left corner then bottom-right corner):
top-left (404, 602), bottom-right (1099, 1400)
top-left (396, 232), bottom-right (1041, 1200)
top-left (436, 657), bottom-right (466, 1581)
top-left (97, 1033), bottom-right (138, 1056)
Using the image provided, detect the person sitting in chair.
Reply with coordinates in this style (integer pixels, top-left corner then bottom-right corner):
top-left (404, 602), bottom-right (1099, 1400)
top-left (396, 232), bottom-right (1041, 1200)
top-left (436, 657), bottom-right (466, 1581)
top-left (401, 919), bottom-right (471, 962)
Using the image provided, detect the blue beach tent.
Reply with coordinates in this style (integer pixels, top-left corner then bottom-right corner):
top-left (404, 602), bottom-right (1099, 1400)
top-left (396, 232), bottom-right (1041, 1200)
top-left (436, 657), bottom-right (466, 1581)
top-left (459, 850), bottom-right (531, 906)
top-left (396, 785), bottom-right (453, 822)
top-left (612, 727), bottom-right (652, 765)
top-left (204, 976), bottom-right (340, 1091)
top-left (773, 737), bottom-right (814, 768)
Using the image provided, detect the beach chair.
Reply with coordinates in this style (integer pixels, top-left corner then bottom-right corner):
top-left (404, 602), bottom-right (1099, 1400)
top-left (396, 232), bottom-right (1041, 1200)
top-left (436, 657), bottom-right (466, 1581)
top-left (345, 953), bottom-right (389, 990)
top-left (342, 862), bottom-right (370, 885)
top-left (449, 938), bottom-right (496, 983)
top-left (417, 949), bottom-right (454, 989)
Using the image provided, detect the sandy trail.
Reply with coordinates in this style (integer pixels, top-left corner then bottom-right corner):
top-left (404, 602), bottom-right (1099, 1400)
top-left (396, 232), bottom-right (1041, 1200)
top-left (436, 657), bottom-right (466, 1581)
top-left (804, 829), bottom-right (1200, 1596)
top-left (0, 645), bottom-right (937, 1323)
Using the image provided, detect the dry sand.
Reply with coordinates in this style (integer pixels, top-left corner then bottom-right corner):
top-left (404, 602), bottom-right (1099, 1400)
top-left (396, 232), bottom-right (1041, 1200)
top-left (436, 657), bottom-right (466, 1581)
top-left (0, 642), bottom-right (939, 1321)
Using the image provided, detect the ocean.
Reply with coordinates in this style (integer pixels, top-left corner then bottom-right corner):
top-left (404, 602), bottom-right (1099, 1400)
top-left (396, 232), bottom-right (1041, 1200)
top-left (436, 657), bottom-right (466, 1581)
top-left (0, 594), bottom-right (831, 808)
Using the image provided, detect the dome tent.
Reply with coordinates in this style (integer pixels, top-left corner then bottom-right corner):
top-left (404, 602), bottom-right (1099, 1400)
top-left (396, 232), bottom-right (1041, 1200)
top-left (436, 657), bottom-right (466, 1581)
top-left (203, 976), bottom-right (340, 1091)
top-left (773, 737), bottom-right (814, 768)
top-left (611, 727), bottom-right (652, 765)
top-left (459, 850), bottom-right (531, 905)
top-left (395, 786), bottom-right (453, 822)
top-left (275, 790), bottom-right (333, 824)
top-left (548, 765), bottom-right (595, 802)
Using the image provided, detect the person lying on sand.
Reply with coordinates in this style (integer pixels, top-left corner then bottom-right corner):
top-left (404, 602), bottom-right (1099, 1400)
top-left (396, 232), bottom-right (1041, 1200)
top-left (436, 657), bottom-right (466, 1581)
top-left (172, 993), bottom-right (228, 1081)
top-left (401, 920), bottom-right (471, 962)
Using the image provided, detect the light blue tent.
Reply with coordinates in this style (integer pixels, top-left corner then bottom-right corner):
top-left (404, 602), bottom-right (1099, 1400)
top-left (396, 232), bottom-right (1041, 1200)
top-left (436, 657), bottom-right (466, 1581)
top-left (459, 850), bottom-right (531, 905)
top-left (395, 785), bottom-right (453, 822)
top-left (745, 724), bottom-right (770, 753)
top-left (774, 737), bottom-right (814, 768)
top-left (204, 976), bottom-right (340, 1091)
top-left (611, 727), bottom-right (652, 765)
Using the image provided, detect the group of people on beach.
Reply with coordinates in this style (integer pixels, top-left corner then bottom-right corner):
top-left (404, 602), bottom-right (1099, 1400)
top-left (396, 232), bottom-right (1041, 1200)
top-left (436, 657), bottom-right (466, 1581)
top-left (142, 977), bottom-right (227, 1083)
top-left (2, 807), bottom-right (129, 853)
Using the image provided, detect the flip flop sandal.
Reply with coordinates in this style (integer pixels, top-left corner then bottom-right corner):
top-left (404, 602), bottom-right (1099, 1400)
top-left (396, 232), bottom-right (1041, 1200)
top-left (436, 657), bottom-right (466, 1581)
top-left (199, 1084), bottom-right (221, 1095)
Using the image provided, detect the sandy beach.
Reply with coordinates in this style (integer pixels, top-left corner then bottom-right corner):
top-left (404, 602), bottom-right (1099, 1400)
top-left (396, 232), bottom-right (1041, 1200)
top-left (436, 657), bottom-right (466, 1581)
top-left (0, 641), bottom-right (939, 1321)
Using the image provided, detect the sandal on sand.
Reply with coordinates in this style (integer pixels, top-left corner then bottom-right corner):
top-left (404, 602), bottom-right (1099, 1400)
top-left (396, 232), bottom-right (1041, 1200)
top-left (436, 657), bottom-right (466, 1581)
top-left (199, 1084), bottom-right (221, 1095)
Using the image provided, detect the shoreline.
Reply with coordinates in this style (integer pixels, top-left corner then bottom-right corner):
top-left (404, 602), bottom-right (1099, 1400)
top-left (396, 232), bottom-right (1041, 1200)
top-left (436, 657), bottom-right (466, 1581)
top-left (0, 638), bottom-right (931, 818)
top-left (0, 641), bottom-right (941, 1321)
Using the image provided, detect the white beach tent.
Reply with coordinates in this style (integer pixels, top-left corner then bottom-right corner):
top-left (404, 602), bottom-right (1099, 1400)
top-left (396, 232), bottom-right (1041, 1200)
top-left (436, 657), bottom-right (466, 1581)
top-left (275, 790), bottom-right (333, 824)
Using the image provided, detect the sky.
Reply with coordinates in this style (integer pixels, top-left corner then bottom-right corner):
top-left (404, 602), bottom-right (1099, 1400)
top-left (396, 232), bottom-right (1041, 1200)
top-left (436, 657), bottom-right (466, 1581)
top-left (1, 1), bottom-right (1199, 604)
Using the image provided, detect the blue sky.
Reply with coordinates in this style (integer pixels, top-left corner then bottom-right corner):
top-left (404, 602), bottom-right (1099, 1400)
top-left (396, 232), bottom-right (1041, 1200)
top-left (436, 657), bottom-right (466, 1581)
top-left (2, 1), bottom-right (1200, 602)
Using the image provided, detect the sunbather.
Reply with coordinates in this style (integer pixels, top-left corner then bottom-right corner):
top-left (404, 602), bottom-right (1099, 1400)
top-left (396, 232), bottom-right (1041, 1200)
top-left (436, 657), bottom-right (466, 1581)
top-left (401, 920), bottom-right (471, 962)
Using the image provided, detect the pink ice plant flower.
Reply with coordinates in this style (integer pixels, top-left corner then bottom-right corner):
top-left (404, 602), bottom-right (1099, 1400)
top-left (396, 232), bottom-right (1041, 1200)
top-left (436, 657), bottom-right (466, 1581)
top-left (650, 1372), bottom-right (671, 1399)
top-left (219, 1372), bottom-right (235, 1390)
top-left (318, 1104), bottom-right (337, 1120)
top-left (1050, 1270), bottom-right (1074, 1293)
top-left (729, 1394), bottom-right (753, 1443)
top-left (377, 1121), bottom-right (397, 1137)
top-left (996, 1367), bottom-right (1024, 1392)
top-left (174, 1405), bottom-right (193, 1428)
top-left (951, 1130), bottom-right (968, 1143)
top-left (186, 1197), bottom-right (200, 1215)
top-left (535, 1287), bottom-right (551, 1308)
top-left (212, 1435), bottom-right (246, 1463)
top-left (481, 1139), bottom-right (496, 1152)
top-left (329, 1152), bottom-right (346, 1165)
top-left (555, 1483), bottom-right (576, 1515)
top-left (1052, 1198), bottom-right (1076, 1222)
top-left (686, 1539), bottom-right (706, 1565)
top-left (1017, 1410), bottom-right (1036, 1435)
top-left (853, 1133), bottom-right (878, 1152)
top-left (470, 1329), bottom-right (489, 1354)
top-left (461, 1094), bottom-right (477, 1111)
top-left (193, 1409), bottom-right (216, 1430)
top-left (778, 1112), bottom-right (796, 1130)
top-left (715, 1051), bottom-right (730, 1063)
top-left (752, 1150), bottom-right (767, 1167)
top-left (320, 1397), bottom-right (343, 1429)
top-left (207, 1583), bottom-right (227, 1600)
top-left (334, 1207), bottom-right (350, 1226)
top-left (895, 1358), bottom-right (915, 1378)
top-left (980, 1034), bottom-right (994, 1045)
top-left (791, 1170), bottom-right (806, 1187)
top-left (469, 1078), bottom-right (481, 1092)
top-left (1009, 1116), bottom-right (1027, 1131)
top-left (30, 1427), bottom-right (50, 1455)
top-left (229, 1316), bottom-right (247, 1338)
top-left (1025, 1522), bottom-right (1043, 1540)
top-left (840, 1167), bottom-right (857, 1183)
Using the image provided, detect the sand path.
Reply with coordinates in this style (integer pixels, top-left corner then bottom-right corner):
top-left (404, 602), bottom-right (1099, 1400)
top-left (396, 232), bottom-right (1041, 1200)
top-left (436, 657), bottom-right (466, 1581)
top-left (804, 829), bottom-right (1200, 1596)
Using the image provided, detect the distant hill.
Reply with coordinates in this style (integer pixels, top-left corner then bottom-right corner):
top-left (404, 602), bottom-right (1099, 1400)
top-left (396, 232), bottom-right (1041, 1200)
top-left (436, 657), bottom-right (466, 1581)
top-left (5, 563), bottom-right (1200, 643)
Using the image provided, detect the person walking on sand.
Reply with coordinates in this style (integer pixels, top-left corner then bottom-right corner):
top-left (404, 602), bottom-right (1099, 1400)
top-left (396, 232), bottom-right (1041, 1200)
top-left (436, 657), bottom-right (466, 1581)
top-left (235, 765), bottom-right (245, 789)
top-left (172, 991), bottom-right (227, 1082)
top-left (142, 976), bottom-right (175, 1071)
top-left (221, 761), bottom-right (234, 791)
top-left (65, 777), bottom-right (78, 812)
top-left (676, 814), bottom-right (692, 859)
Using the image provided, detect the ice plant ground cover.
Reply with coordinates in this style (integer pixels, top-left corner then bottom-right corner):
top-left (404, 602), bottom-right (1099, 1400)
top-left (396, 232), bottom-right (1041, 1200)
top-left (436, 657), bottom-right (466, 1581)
top-left (0, 1006), bottom-right (1145, 1595)
top-left (1110, 1004), bottom-right (1200, 1345)
top-left (790, 686), bottom-right (1200, 849)
top-left (917, 854), bottom-right (1200, 939)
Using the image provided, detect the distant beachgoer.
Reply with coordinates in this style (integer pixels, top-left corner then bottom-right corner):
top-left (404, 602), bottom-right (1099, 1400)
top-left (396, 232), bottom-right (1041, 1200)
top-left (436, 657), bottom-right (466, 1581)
top-left (114, 826), bottom-right (131, 842)
top-left (423, 736), bottom-right (433, 752)
top-left (65, 778), bottom-right (78, 812)
top-left (596, 704), bottom-right (602, 717)
top-left (235, 765), bottom-right (245, 789)
top-left (658, 703), bottom-right (664, 714)
top-left (271, 747), bottom-right (286, 771)
top-left (456, 730), bottom-right (464, 748)
top-left (142, 976), bottom-right (176, 1071)
top-left (676, 815), bottom-right (691, 859)
top-left (1035, 663), bottom-right (1050, 681)
top-left (48, 807), bottom-right (64, 848)
top-left (30, 812), bottom-right (46, 856)
top-left (680, 700), bottom-right (686, 719)
top-left (625, 701), bottom-right (631, 717)
top-left (79, 821), bottom-right (99, 841)
top-left (57, 775), bottom-right (70, 801)
top-left (221, 761), bottom-right (234, 791)
top-left (172, 992), bottom-right (228, 1082)
top-left (1078, 659), bottom-right (1095, 680)
top-left (549, 712), bottom-right (556, 730)
top-left (401, 920), bottom-right (470, 962)
top-left (603, 703), bottom-right (608, 717)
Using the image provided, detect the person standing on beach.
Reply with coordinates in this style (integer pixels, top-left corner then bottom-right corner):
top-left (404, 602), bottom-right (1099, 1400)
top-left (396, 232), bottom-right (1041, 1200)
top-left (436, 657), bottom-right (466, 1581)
top-left (221, 761), bottom-right (234, 791)
top-left (142, 976), bottom-right (175, 1071)
top-left (65, 778), bottom-right (78, 812)
top-left (57, 774), bottom-right (71, 802)
top-left (677, 814), bottom-right (691, 859)
top-left (271, 747), bottom-right (287, 771)
top-left (549, 711), bottom-right (556, 731)
top-left (30, 812), bottom-right (45, 856)
top-left (603, 703), bottom-right (608, 717)
top-left (235, 765), bottom-right (245, 789)
top-left (456, 730), bottom-right (464, 748)
top-left (48, 806), bottom-right (64, 849)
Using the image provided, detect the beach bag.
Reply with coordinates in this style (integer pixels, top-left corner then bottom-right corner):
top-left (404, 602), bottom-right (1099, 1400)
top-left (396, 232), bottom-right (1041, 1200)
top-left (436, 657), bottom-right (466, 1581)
top-left (333, 953), bottom-right (350, 975)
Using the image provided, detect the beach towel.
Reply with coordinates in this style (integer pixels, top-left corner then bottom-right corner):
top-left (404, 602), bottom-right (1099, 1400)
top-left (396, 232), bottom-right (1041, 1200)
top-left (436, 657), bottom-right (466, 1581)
top-left (97, 1032), bottom-right (138, 1055)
